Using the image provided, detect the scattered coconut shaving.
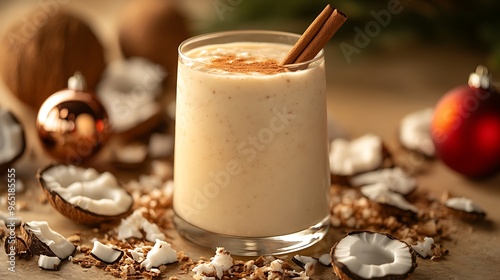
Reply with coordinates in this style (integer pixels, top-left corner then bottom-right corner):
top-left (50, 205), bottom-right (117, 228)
top-left (2, 132), bottom-right (490, 279)
top-left (329, 185), bottom-right (453, 258)
top-left (360, 183), bottom-right (418, 216)
top-left (38, 254), bottom-right (61, 270)
top-left (350, 167), bottom-right (417, 195)
top-left (412, 237), bottom-right (435, 258)
top-left (187, 247), bottom-right (313, 280)
top-left (71, 237), bottom-right (188, 279)
top-left (117, 208), bottom-right (167, 242)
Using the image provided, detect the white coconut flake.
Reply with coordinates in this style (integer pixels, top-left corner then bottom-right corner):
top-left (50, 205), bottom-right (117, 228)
top-left (351, 167), bottom-right (417, 195)
top-left (149, 133), bottom-right (174, 158)
top-left (412, 237), bottom-right (435, 258)
top-left (292, 255), bottom-right (317, 269)
top-left (25, 221), bottom-right (75, 259)
top-left (192, 263), bottom-right (215, 278)
top-left (330, 134), bottom-right (383, 176)
top-left (361, 183), bottom-right (418, 213)
top-left (445, 197), bottom-right (484, 213)
top-left (151, 160), bottom-right (173, 180)
top-left (318, 253), bottom-right (331, 266)
top-left (117, 208), bottom-right (166, 242)
top-left (91, 240), bottom-right (123, 264)
top-left (399, 107), bottom-right (435, 157)
top-left (193, 247), bottom-right (234, 279)
top-left (270, 259), bottom-right (284, 273)
top-left (114, 143), bottom-right (148, 163)
top-left (140, 239), bottom-right (178, 271)
top-left (150, 268), bottom-right (161, 274)
top-left (128, 248), bottom-right (145, 263)
top-left (38, 255), bottom-right (61, 270)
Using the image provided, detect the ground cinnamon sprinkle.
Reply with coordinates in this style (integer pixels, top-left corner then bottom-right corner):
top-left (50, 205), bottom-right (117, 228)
top-left (209, 55), bottom-right (287, 75)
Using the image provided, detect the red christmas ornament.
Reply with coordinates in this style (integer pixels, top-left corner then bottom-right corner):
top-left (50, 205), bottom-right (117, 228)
top-left (431, 66), bottom-right (500, 178)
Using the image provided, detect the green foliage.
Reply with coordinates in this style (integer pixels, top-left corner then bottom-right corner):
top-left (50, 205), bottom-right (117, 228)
top-left (209, 0), bottom-right (500, 67)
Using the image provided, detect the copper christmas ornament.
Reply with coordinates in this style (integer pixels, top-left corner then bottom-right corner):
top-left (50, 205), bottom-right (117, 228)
top-left (37, 73), bottom-right (111, 165)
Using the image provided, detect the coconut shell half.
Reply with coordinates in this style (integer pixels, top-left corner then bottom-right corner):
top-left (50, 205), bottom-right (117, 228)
top-left (331, 231), bottom-right (417, 280)
top-left (37, 164), bottom-right (134, 225)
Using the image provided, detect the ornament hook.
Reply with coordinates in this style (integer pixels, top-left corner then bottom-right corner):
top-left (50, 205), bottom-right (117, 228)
top-left (68, 72), bottom-right (87, 91)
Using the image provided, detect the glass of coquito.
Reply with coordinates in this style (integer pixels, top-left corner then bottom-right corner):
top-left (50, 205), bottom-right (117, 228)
top-left (173, 30), bottom-right (331, 256)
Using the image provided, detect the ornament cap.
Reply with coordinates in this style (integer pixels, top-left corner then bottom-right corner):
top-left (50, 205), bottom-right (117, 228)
top-left (68, 72), bottom-right (87, 91)
top-left (468, 65), bottom-right (491, 89)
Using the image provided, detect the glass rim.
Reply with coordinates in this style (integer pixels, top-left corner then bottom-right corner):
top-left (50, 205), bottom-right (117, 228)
top-left (178, 30), bottom-right (324, 69)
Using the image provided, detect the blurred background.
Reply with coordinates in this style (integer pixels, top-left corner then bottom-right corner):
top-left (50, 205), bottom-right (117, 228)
top-left (201, 0), bottom-right (500, 68)
top-left (1, 0), bottom-right (498, 66)
top-left (0, 0), bottom-right (498, 139)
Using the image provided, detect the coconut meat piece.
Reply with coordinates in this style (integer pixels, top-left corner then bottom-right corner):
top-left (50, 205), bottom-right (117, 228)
top-left (330, 134), bottom-right (383, 176)
top-left (351, 167), bottom-right (417, 195)
top-left (25, 221), bottom-right (75, 259)
top-left (292, 255), bottom-right (317, 276)
top-left (149, 133), bottom-right (174, 158)
top-left (445, 197), bottom-right (484, 213)
top-left (96, 57), bottom-right (164, 133)
top-left (91, 240), bottom-right (124, 264)
top-left (38, 255), bottom-right (61, 270)
top-left (0, 108), bottom-right (24, 165)
top-left (399, 107), bottom-right (435, 157)
top-left (318, 253), bottom-right (332, 267)
top-left (361, 183), bottom-right (418, 213)
top-left (140, 239), bottom-right (178, 271)
top-left (113, 142), bottom-right (148, 164)
top-left (332, 231), bottom-right (416, 279)
top-left (193, 247), bottom-right (234, 279)
top-left (41, 165), bottom-right (133, 216)
top-left (117, 208), bottom-right (166, 242)
top-left (412, 237), bottom-right (434, 258)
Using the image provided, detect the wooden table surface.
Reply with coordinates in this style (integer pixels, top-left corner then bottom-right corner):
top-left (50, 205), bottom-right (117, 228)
top-left (1, 1), bottom-right (500, 279)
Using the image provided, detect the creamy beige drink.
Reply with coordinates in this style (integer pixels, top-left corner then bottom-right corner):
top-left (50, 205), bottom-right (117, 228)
top-left (174, 31), bottom-right (330, 254)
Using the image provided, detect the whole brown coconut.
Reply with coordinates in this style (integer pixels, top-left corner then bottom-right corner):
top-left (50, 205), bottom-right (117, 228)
top-left (118, 0), bottom-right (190, 86)
top-left (0, 11), bottom-right (106, 110)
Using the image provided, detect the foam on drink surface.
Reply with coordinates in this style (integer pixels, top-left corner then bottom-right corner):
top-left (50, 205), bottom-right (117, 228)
top-left (184, 42), bottom-right (293, 75)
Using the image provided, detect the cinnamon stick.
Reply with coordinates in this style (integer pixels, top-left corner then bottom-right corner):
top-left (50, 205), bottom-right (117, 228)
top-left (280, 4), bottom-right (347, 66)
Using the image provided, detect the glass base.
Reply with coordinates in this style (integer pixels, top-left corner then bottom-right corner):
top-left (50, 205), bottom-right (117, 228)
top-left (174, 214), bottom-right (330, 256)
